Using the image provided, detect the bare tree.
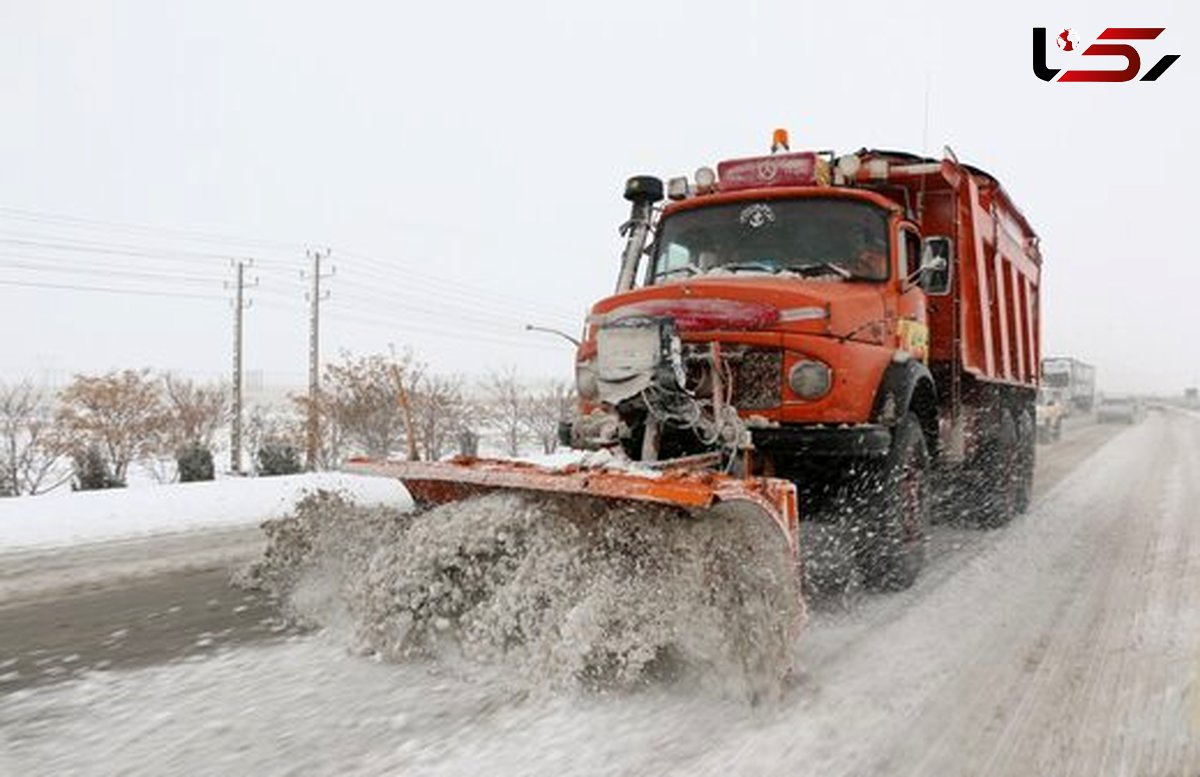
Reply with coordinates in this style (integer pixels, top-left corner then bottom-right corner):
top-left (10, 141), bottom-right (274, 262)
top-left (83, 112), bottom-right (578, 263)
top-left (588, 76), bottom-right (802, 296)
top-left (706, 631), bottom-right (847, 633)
top-left (161, 373), bottom-right (227, 452)
top-left (522, 381), bottom-right (575, 455)
top-left (484, 367), bottom-right (527, 457)
top-left (0, 380), bottom-right (69, 496)
top-left (56, 370), bottom-right (168, 487)
top-left (411, 374), bottom-right (473, 461)
top-left (290, 390), bottom-right (344, 470)
top-left (313, 350), bottom-right (425, 464)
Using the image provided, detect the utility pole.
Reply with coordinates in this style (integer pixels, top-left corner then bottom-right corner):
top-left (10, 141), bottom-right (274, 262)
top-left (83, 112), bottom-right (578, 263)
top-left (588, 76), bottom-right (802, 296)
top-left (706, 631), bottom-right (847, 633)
top-left (228, 259), bottom-right (256, 474)
top-left (305, 249), bottom-right (333, 470)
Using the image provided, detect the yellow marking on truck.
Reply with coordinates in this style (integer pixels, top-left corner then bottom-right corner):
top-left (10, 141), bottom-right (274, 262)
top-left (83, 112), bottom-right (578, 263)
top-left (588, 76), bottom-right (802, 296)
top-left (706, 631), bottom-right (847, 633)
top-left (898, 319), bottom-right (929, 363)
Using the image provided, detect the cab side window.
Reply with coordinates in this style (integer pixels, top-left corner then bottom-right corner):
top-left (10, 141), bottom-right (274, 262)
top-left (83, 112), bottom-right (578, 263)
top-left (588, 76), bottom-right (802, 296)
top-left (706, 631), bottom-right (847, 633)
top-left (900, 227), bottom-right (921, 279)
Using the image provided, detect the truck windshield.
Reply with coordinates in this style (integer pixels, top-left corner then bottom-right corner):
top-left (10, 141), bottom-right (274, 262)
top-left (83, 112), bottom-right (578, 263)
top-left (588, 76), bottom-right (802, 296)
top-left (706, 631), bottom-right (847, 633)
top-left (650, 198), bottom-right (890, 283)
top-left (1043, 372), bottom-right (1070, 388)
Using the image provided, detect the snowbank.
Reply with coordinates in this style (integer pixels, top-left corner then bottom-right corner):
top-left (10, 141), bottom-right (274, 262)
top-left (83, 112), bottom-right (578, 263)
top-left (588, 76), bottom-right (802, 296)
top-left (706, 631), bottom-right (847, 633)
top-left (0, 474), bottom-right (412, 552)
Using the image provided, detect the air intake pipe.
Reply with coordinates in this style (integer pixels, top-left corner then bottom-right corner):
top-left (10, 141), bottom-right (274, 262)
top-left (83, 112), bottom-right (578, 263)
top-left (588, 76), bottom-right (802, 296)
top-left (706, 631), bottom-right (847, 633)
top-left (614, 175), bottom-right (664, 293)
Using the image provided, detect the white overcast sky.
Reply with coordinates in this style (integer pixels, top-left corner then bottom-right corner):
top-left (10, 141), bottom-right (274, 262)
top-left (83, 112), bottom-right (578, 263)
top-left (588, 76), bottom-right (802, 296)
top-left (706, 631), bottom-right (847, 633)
top-left (0, 0), bottom-right (1196, 393)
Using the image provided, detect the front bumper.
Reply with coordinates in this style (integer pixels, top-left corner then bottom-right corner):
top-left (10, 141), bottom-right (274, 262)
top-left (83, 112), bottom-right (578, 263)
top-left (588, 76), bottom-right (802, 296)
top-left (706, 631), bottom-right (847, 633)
top-left (751, 423), bottom-right (892, 458)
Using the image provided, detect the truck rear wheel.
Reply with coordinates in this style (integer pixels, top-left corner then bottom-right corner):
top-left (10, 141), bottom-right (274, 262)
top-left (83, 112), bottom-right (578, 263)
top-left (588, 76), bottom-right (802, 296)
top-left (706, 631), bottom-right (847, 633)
top-left (854, 412), bottom-right (929, 591)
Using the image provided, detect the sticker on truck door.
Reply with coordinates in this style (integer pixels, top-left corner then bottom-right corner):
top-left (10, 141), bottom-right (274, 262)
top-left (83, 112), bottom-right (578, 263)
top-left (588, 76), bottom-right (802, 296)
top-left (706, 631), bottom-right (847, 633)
top-left (898, 319), bottom-right (929, 363)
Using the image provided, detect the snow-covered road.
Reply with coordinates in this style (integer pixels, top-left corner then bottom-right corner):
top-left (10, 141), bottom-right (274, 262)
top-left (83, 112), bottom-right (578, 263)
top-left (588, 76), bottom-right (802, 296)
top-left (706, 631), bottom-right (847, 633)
top-left (2, 413), bottom-right (1198, 776)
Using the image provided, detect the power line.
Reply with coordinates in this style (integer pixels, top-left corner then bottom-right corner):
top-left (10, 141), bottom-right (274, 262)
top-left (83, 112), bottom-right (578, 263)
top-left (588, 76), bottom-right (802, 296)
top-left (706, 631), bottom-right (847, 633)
top-left (0, 257), bottom-right (228, 287)
top-left (1, 204), bottom-right (592, 315)
top-left (0, 234), bottom-right (256, 264)
top-left (0, 243), bottom-right (261, 277)
top-left (0, 208), bottom-right (584, 389)
top-left (0, 231), bottom-right (580, 327)
top-left (0, 205), bottom-right (306, 254)
top-left (0, 230), bottom-right (297, 270)
top-left (1, 223), bottom-right (585, 322)
top-left (336, 249), bottom-right (584, 320)
top-left (0, 278), bottom-right (228, 300)
top-left (322, 305), bottom-right (565, 352)
top-left (241, 281), bottom-right (577, 349)
top-left (330, 283), bottom-right (578, 332)
top-left (331, 270), bottom-right (580, 328)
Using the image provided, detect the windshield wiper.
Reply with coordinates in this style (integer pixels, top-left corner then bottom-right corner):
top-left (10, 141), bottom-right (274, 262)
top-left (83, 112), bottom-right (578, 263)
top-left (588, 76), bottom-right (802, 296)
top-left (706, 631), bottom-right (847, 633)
top-left (657, 265), bottom-right (700, 279)
top-left (718, 261), bottom-right (782, 274)
top-left (793, 261), bottom-right (853, 280)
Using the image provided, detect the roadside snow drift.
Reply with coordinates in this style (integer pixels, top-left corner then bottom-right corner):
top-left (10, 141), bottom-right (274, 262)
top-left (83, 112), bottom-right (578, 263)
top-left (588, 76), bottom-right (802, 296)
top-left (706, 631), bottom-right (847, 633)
top-left (0, 474), bottom-right (412, 552)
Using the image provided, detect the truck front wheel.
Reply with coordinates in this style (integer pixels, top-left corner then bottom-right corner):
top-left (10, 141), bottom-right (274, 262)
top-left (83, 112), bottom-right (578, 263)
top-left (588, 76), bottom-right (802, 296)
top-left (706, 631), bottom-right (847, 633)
top-left (854, 412), bottom-right (930, 591)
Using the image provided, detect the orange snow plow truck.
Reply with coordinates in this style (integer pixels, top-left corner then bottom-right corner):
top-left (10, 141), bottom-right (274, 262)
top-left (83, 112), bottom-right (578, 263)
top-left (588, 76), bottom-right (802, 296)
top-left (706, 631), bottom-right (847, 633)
top-left (354, 132), bottom-right (1041, 593)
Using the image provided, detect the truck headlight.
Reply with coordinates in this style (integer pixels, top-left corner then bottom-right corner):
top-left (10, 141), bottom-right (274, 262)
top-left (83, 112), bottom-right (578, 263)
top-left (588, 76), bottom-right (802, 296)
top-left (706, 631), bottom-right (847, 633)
top-left (575, 361), bottom-right (599, 401)
top-left (788, 359), bottom-right (832, 399)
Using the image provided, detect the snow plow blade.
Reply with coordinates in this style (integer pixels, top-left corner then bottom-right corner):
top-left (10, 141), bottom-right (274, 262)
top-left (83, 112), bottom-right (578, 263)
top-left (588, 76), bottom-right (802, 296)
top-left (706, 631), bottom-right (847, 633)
top-left (345, 455), bottom-right (800, 558)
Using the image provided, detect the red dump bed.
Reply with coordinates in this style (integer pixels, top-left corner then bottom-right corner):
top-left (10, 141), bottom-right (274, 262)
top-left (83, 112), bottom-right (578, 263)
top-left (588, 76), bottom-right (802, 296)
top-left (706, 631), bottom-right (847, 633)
top-left (865, 151), bottom-right (1042, 388)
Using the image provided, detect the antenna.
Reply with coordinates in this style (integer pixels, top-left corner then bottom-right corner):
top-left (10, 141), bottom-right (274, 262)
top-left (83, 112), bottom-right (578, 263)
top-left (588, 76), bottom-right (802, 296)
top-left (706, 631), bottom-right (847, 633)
top-left (922, 72), bottom-right (931, 156)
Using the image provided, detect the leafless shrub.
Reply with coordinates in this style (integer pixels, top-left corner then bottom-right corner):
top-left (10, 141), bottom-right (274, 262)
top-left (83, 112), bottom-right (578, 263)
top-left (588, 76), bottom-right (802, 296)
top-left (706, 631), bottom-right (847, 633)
top-left (522, 381), bottom-right (575, 455)
top-left (244, 403), bottom-right (305, 476)
top-left (314, 350), bottom-right (422, 463)
top-left (56, 369), bottom-right (169, 487)
top-left (161, 373), bottom-right (227, 452)
top-left (290, 390), bottom-right (343, 470)
top-left (411, 374), bottom-right (474, 460)
top-left (484, 367), bottom-right (528, 457)
top-left (0, 380), bottom-right (69, 496)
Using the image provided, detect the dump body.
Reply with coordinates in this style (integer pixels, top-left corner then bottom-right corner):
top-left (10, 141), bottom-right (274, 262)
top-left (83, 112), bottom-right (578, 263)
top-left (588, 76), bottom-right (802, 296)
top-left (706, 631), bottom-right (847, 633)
top-left (918, 158), bottom-right (1042, 389)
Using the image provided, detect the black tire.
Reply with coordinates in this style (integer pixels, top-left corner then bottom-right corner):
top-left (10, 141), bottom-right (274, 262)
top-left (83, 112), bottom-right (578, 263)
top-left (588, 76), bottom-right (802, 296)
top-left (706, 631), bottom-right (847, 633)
top-left (854, 412), bottom-right (930, 591)
top-left (977, 409), bottom-right (1019, 528)
top-left (1015, 410), bottom-right (1035, 514)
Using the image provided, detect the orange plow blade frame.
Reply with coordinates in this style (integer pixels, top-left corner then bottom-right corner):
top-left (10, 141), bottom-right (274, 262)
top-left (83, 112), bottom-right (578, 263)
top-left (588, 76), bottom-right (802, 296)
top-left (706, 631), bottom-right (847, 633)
top-left (345, 456), bottom-right (800, 558)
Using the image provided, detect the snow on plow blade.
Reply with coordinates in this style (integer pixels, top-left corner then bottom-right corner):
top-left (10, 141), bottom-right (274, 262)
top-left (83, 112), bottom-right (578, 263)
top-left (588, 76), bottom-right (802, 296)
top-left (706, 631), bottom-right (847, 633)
top-left (345, 456), bottom-right (800, 558)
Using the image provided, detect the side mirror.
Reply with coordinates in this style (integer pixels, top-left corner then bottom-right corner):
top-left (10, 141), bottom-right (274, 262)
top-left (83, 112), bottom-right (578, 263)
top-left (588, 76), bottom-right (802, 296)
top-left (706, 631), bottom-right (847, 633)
top-left (919, 236), bottom-right (953, 295)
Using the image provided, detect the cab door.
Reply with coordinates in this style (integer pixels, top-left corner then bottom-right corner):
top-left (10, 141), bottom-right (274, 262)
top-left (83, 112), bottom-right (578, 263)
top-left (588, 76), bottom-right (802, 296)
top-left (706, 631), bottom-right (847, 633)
top-left (895, 224), bottom-right (929, 362)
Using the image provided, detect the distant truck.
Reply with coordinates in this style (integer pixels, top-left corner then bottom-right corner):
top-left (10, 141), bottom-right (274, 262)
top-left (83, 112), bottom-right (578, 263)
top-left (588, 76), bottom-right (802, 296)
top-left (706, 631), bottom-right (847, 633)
top-left (1041, 357), bottom-right (1095, 413)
